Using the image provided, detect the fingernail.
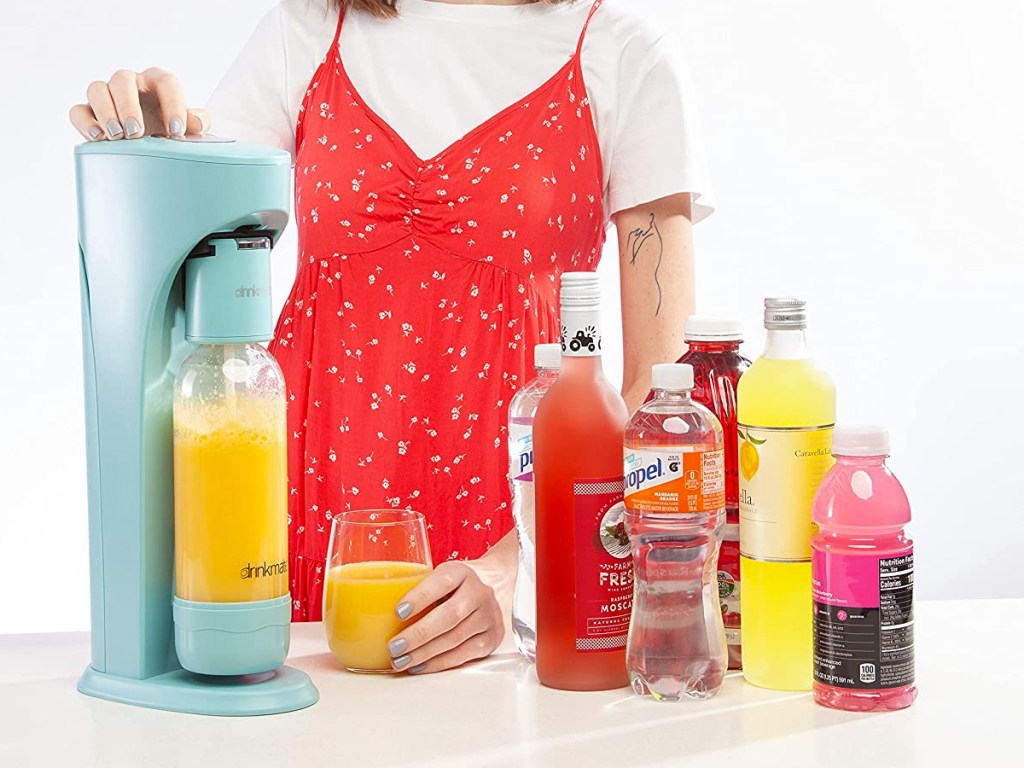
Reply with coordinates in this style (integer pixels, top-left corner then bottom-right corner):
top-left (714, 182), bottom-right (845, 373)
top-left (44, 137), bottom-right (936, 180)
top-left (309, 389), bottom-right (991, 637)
top-left (396, 602), bottom-right (413, 620)
top-left (392, 654), bottom-right (411, 669)
top-left (106, 119), bottom-right (124, 138)
top-left (169, 117), bottom-right (185, 135)
top-left (408, 663), bottom-right (427, 674)
top-left (124, 118), bottom-right (142, 137)
top-left (88, 126), bottom-right (103, 140)
top-left (388, 637), bottom-right (408, 657)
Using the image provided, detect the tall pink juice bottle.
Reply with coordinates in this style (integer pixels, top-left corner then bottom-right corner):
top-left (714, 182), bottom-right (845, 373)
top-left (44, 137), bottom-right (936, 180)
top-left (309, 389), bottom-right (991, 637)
top-left (674, 316), bottom-right (750, 669)
top-left (535, 272), bottom-right (630, 691)
top-left (811, 426), bottom-right (917, 711)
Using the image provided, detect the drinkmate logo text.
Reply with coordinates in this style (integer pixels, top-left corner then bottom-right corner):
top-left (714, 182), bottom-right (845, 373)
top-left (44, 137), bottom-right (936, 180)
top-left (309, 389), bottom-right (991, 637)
top-left (240, 559), bottom-right (288, 579)
top-left (236, 284), bottom-right (271, 298)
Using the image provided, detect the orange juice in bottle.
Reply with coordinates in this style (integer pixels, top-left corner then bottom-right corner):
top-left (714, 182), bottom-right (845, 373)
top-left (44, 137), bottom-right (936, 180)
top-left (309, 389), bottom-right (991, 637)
top-left (173, 343), bottom-right (289, 603)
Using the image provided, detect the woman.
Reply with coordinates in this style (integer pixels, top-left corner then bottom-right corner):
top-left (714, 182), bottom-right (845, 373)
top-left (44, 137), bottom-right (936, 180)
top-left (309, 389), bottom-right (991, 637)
top-left (68, 0), bottom-right (712, 674)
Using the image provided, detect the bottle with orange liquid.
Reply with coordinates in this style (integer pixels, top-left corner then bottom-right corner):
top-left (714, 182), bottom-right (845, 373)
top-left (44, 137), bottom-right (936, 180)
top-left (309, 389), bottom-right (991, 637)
top-left (534, 272), bottom-right (630, 691)
top-left (169, 235), bottom-right (297, 680)
top-left (173, 342), bottom-right (289, 605)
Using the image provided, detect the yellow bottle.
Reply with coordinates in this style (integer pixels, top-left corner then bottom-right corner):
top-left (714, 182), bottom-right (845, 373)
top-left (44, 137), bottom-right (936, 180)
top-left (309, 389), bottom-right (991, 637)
top-left (738, 298), bottom-right (835, 690)
top-left (173, 343), bottom-right (289, 604)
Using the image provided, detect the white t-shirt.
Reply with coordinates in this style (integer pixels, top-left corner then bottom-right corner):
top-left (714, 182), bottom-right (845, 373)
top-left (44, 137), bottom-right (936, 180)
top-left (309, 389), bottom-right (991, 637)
top-left (207, 0), bottom-right (713, 220)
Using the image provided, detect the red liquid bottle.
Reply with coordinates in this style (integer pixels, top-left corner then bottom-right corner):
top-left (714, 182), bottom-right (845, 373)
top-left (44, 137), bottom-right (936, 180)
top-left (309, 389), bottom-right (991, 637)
top-left (649, 316), bottom-right (750, 669)
top-left (535, 273), bottom-right (630, 690)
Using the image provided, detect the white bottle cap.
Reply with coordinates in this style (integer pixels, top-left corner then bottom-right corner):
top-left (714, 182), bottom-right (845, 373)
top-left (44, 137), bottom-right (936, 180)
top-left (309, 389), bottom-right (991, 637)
top-left (534, 343), bottom-right (562, 370)
top-left (831, 425), bottom-right (890, 457)
top-left (651, 363), bottom-right (694, 391)
top-left (560, 272), bottom-right (601, 307)
top-left (685, 315), bottom-right (744, 342)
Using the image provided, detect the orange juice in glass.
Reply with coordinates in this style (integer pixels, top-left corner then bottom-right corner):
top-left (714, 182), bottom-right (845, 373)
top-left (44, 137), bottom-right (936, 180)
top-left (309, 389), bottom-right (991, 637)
top-left (323, 510), bottom-right (432, 672)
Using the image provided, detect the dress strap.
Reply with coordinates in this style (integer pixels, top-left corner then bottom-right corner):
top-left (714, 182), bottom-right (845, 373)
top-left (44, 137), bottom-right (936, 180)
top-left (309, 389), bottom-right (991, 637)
top-left (574, 0), bottom-right (603, 58)
top-left (330, 9), bottom-right (345, 57)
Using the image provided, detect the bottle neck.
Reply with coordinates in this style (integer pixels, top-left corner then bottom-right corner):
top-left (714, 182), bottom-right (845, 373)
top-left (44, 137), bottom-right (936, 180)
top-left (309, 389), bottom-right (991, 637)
top-left (835, 454), bottom-right (888, 468)
top-left (560, 354), bottom-right (605, 377)
top-left (763, 328), bottom-right (810, 360)
top-left (650, 388), bottom-right (693, 403)
top-left (685, 339), bottom-right (742, 353)
top-left (535, 367), bottom-right (560, 382)
top-left (560, 303), bottom-right (603, 360)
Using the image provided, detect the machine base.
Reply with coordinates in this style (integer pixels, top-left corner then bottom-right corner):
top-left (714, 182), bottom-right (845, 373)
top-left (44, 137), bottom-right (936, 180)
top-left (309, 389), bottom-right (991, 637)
top-left (78, 664), bottom-right (319, 716)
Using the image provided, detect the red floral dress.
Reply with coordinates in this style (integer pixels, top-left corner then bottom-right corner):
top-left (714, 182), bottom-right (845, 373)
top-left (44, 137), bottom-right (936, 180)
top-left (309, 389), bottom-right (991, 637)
top-left (272, 1), bottom-right (608, 620)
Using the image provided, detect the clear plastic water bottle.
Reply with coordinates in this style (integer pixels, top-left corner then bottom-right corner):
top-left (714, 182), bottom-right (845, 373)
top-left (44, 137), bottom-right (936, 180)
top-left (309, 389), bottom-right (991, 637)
top-left (624, 364), bottom-right (727, 700)
top-left (508, 343), bottom-right (561, 661)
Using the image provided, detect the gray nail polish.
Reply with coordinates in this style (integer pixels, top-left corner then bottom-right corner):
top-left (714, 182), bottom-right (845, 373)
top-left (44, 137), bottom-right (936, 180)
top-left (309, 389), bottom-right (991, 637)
top-left (88, 126), bottom-right (103, 140)
top-left (124, 118), bottom-right (142, 137)
top-left (408, 663), bottom-right (427, 674)
top-left (396, 602), bottom-right (413, 620)
top-left (388, 637), bottom-right (408, 657)
top-left (106, 119), bottom-right (124, 138)
top-left (392, 654), bottom-right (411, 669)
top-left (169, 117), bottom-right (185, 135)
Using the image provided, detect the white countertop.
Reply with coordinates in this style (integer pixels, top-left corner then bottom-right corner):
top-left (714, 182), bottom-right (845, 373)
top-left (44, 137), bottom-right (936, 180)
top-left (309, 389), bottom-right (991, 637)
top-left (0, 599), bottom-right (1014, 767)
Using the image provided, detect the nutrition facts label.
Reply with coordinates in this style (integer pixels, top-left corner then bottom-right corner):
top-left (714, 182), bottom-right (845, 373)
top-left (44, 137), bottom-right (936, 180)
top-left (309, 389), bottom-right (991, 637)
top-left (813, 550), bottom-right (914, 690)
top-left (878, 553), bottom-right (915, 688)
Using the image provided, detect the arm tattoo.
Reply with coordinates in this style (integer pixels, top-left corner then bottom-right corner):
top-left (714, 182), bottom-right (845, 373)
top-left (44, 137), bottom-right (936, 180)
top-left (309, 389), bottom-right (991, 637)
top-left (626, 212), bottom-right (664, 316)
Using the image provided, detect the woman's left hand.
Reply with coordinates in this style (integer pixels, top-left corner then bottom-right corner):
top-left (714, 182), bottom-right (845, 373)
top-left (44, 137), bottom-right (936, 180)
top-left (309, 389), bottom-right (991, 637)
top-left (386, 561), bottom-right (505, 674)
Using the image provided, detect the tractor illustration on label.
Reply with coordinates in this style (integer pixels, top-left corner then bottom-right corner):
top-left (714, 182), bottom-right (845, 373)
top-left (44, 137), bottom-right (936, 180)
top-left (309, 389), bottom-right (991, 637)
top-left (563, 325), bottom-right (599, 353)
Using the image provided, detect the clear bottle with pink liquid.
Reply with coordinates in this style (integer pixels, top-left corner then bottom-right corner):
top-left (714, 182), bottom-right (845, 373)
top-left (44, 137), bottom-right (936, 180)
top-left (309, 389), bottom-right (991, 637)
top-left (811, 426), bottom-right (917, 711)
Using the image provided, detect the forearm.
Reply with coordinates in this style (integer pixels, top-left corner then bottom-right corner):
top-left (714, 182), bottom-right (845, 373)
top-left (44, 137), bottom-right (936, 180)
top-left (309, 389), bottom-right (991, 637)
top-left (615, 193), bottom-right (696, 412)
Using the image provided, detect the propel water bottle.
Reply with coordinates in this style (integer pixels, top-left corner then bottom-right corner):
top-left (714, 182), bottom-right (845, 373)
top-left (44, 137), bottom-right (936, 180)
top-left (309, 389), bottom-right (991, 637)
top-left (508, 343), bottom-right (561, 661)
top-left (624, 364), bottom-right (728, 700)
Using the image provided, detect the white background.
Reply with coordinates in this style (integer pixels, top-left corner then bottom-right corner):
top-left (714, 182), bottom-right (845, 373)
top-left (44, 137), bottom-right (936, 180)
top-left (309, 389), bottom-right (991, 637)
top-left (1, 0), bottom-right (1021, 634)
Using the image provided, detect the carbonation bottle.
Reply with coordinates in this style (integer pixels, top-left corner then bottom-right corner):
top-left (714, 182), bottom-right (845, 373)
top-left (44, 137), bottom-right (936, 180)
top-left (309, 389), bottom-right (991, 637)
top-left (173, 342), bottom-right (289, 604)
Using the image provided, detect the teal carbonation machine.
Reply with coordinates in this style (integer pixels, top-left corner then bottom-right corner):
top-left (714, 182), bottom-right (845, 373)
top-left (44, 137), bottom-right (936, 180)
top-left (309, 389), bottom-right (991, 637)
top-left (74, 136), bottom-right (318, 715)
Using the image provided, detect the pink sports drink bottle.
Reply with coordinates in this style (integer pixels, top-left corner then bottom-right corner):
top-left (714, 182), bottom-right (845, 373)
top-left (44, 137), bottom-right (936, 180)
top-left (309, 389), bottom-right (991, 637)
top-left (811, 426), bottom-right (917, 711)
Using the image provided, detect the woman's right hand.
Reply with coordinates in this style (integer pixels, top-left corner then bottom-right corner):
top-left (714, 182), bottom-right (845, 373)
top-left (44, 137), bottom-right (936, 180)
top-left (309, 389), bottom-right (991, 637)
top-left (69, 68), bottom-right (209, 142)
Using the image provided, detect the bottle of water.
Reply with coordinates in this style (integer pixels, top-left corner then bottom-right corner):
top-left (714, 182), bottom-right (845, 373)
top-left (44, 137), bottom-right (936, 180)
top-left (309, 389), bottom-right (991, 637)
top-left (508, 343), bottom-right (561, 661)
top-left (624, 363), bottom-right (727, 700)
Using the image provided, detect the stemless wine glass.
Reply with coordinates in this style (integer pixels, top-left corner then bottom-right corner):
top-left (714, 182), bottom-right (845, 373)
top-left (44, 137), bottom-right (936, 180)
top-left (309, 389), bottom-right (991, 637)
top-left (323, 510), bottom-right (433, 673)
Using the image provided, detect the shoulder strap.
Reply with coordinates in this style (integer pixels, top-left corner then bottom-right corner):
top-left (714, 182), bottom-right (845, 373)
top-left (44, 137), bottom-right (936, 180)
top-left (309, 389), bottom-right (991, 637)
top-left (330, 9), bottom-right (345, 56)
top-left (575, 0), bottom-right (603, 58)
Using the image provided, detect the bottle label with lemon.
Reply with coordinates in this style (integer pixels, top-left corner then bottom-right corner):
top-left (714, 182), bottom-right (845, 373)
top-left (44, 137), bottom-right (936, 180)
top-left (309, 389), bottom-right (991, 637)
top-left (738, 425), bottom-right (834, 562)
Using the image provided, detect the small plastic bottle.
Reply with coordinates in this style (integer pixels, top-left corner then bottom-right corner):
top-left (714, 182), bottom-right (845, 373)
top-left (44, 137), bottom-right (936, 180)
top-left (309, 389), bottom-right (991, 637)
top-left (675, 315), bottom-right (751, 669)
top-left (507, 343), bottom-right (561, 661)
top-left (624, 363), bottom-right (727, 701)
top-left (812, 426), bottom-right (917, 711)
